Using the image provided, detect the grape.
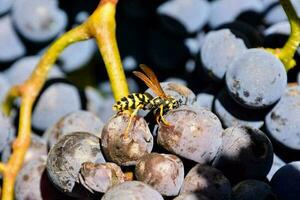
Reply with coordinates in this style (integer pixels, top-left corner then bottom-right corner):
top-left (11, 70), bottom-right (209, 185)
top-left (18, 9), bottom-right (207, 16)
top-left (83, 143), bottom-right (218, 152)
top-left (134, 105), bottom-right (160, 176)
top-left (174, 193), bottom-right (211, 200)
top-left (184, 32), bottom-right (206, 56)
top-left (0, 73), bottom-right (10, 104)
top-left (208, 0), bottom-right (264, 28)
top-left (58, 39), bottom-right (96, 73)
top-left (232, 180), bottom-right (276, 200)
top-left (216, 21), bottom-right (263, 48)
top-left (180, 164), bottom-right (231, 200)
top-left (24, 134), bottom-right (47, 165)
top-left (271, 161), bottom-right (300, 200)
top-left (79, 162), bottom-right (124, 193)
top-left (4, 56), bottom-right (64, 86)
top-left (147, 29), bottom-right (190, 72)
top-left (101, 113), bottom-right (153, 166)
top-left (157, 0), bottom-right (210, 35)
top-left (0, 112), bottom-right (14, 153)
top-left (15, 156), bottom-right (47, 200)
top-left (265, 85), bottom-right (300, 151)
top-left (200, 29), bottom-right (247, 80)
top-left (135, 153), bottom-right (184, 196)
top-left (225, 48), bottom-right (287, 108)
top-left (264, 4), bottom-right (286, 25)
top-left (0, 0), bottom-right (13, 15)
top-left (44, 110), bottom-right (104, 148)
top-left (32, 80), bottom-right (83, 132)
top-left (212, 126), bottom-right (273, 184)
top-left (47, 132), bottom-right (105, 196)
top-left (12, 0), bottom-right (67, 42)
top-left (101, 181), bottom-right (164, 200)
top-left (213, 88), bottom-right (264, 129)
top-left (267, 154), bottom-right (286, 181)
top-left (264, 21), bottom-right (290, 36)
top-left (157, 105), bottom-right (223, 164)
top-left (145, 82), bottom-right (196, 107)
top-left (0, 16), bottom-right (25, 64)
top-left (195, 93), bottom-right (214, 111)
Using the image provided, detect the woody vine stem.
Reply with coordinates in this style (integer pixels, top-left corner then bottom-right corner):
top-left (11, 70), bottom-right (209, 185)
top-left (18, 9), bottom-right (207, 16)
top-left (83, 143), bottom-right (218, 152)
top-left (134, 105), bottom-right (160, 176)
top-left (0, 0), bottom-right (128, 199)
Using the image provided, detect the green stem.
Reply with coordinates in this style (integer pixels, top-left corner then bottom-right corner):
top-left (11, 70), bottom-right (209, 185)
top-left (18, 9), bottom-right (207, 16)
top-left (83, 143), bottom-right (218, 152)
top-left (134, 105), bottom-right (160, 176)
top-left (278, 0), bottom-right (300, 70)
top-left (88, 1), bottom-right (129, 101)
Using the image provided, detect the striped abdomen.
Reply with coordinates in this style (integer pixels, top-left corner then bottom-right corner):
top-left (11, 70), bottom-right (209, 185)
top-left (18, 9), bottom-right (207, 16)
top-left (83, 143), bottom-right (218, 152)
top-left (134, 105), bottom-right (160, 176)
top-left (113, 93), bottom-right (152, 111)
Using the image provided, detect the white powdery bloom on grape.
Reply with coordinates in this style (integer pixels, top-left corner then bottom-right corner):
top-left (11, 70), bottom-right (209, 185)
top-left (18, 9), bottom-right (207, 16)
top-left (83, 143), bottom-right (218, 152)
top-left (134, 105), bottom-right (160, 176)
top-left (226, 48), bottom-right (287, 108)
top-left (201, 29), bottom-right (247, 80)
top-left (0, 0), bottom-right (13, 15)
top-left (195, 93), bottom-right (214, 111)
top-left (263, 21), bottom-right (290, 36)
top-left (122, 56), bottom-right (137, 71)
top-left (32, 83), bottom-right (81, 131)
top-left (58, 39), bottom-right (96, 72)
top-left (265, 86), bottom-right (300, 150)
top-left (0, 73), bottom-right (10, 104)
top-left (157, 0), bottom-right (210, 33)
top-left (264, 5), bottom-right (285, 25)
top-left (184, 32), bottom-right (206, 55)
top-left (267, 154), bottom-right (286, 181)
top-left (0, 16), bottom-right (25, 62)
top-left (209, 0), bottom-right (264, 28)
top-left (12, 0), bottom-right (67, 42)
top-left (0, 112), bottom-right (14, 153)
top-left (4, 56), bottom-right (64, 86)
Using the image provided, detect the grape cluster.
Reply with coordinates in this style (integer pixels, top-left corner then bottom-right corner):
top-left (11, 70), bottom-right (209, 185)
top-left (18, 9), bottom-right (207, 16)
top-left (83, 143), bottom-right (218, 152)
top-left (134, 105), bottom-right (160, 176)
top-left (1, 0), bottom-right (300, 199)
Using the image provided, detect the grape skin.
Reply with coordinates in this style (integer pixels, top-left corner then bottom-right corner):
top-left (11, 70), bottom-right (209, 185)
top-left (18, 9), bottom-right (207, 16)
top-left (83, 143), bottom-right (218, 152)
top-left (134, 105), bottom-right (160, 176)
top-left (225, 48), bottom-right (287, 108)
top-left (265, 85), bottom-right (300, 150)
top-left (201, 29), bottom-right (247, 80)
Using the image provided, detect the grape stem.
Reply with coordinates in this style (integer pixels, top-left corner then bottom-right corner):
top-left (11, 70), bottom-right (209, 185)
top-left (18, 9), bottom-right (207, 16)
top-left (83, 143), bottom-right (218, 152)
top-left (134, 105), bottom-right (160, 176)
top-left (266, 0), bottom-right (300, 71)
top-left (0, 0), bottom-right (128, 199)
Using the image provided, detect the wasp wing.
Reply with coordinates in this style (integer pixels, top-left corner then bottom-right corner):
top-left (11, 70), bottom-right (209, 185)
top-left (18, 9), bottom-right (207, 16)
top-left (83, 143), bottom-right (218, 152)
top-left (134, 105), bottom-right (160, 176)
top-left (139, 64), bottom-right (168, 99)
top-left (133, 71), bottom-right (165, 98)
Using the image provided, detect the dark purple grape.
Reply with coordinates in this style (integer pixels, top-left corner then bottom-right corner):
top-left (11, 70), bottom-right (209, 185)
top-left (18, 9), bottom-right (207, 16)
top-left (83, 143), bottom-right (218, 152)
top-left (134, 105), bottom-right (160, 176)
top-left (225, 48), bottom-right (287, 108)
top-left (174, 193), bottom-right (211, 200)
top-left (212, 126), bottom-right (273, 184)
top-left (0, 112), bottom-right (14, 153)
top-left (4, 56), bottom-right (63, 86)
top-left (47, 132), bottom-right (105, 196)
top-left (44, 110), bottom-right (104, 147)
top-left (271, 161), bottom-right (300, 200)
top-left (78, 162), bottom-right (124, 193)
top-left (213, 89), bottom-right (264, 129)
top-left (0, 16), bottom-right (25, 64)
top-left (208, 0), bottom-right (264, 28)
top-left (195, 92), bottom-right (214, 111)
top-left (147, 29), bottom-right (190, 73)
top-left (232, 180), bottom-right (276, 200)
top-left (265, 85), bottom-right (300, 151)
top-left (0, 73), bottom-right (10, 105)
top-left (267, 154), bottom-right (286, 181)
top-left (12, 0), bottom-right (67, 43)
top-left (101, 181), bottom-right (164, 200)
top-left (101, 113), bottom-right (153, 166)
top-left (135, 153), bottom-right (184, 196)
top-left (157, 0), bottom-right (210, 35)
top-left (157, 105), bottom-right (223, 164)
top-left (15, 156), bottom-right (47, 200)
top-left (145, 82), bottom-right (196, 107)
top-left (58, 40), bottom-right (96, 73)
top-left (180, 164), bottom-right (231, 200)
top-left (0, 0), bottom-right (13, 15)
top-left (32, 81), bottom-right (82, 131)
top-left (201, 29), bottom-right (247, 80)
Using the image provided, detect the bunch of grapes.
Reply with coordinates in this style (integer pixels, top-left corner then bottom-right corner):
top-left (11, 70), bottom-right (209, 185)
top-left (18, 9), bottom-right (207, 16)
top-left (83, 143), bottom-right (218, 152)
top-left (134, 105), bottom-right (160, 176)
top-left (1, 0), bottom-right (300, 200)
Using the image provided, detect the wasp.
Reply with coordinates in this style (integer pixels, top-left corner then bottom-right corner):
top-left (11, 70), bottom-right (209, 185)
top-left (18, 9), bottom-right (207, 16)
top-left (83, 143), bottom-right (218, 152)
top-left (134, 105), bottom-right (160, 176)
top-left (113, 65), bottom-right (180, 135)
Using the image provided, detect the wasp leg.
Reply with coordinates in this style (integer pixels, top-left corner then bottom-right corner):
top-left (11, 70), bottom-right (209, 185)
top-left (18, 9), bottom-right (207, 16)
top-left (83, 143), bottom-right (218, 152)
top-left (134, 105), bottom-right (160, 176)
top-left (123, 105), bottom-right (143, 139)
top-left (158, 104), bottom-right (170, 126)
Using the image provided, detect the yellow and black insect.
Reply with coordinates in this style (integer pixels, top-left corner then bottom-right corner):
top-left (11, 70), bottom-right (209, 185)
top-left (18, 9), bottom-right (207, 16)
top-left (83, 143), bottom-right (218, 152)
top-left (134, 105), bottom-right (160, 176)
top-left (113, 64), bottom-right (180, 129)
